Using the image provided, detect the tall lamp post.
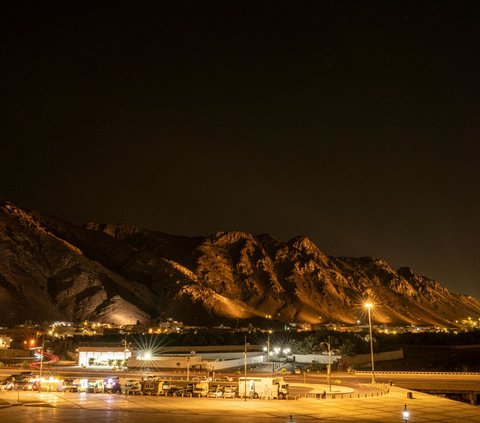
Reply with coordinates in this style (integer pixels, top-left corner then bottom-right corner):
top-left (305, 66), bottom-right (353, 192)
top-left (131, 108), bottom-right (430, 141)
top-left (123, 332), bottom-right (128, 393)
top-left (321, 337), bottom-right (332, 392)
top-left (272, 347), bottom-right (280, 373)
top-left (263, 334), bottom-right (271, 374)
top-left (244, 336), bottom-right (247, 401)
top-left (364, 302), bottom-right (376, 384)
top-left (39, 334), bottom-right (45, 380)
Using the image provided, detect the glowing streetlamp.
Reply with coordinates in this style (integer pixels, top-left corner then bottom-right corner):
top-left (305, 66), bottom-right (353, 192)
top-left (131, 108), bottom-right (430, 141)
top-left (143, 351), bottom-right (152, 360)
top-left (402, 404), bottom-right (410, 422)
top-left (364, 301), bottom-right (376, 384)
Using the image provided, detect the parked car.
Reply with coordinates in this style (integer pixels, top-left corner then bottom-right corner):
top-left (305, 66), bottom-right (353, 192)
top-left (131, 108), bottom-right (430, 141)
top-left (208, 385), bottom-right (224, 398)
top-left (124, 379), bottom-right (142, 395)
top-left (0, 380), bottom-right (15, 391)
top-left (23, 379), bottom-right (40, 391)
top-left (104, 377), bottom-right (121, 394)
top-left (62, 379), bottom-right (80, 393)
top-left (223, 386), bottom-right (237, 398)
top-left (193, 382), bottom-right (209, 397)
top-left (173, 386), bottom-right (194, 397)
top-left (166, 385), bottom-right (183, 396)
top-left (87, 379), bottom-right (104, 393)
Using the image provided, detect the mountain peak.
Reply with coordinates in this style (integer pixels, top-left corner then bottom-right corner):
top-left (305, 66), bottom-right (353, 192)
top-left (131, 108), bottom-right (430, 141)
top-left (0, 202), bottom-right (479, 326)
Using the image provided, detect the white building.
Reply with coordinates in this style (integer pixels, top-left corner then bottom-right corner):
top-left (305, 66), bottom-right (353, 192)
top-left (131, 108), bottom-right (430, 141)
top-left (78, 346), bottom-right (131, 368)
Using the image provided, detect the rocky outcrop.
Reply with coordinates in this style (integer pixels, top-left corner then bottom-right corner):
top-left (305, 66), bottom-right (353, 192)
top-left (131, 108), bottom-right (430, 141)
top-left (0, 200), bottom-right (479, 326)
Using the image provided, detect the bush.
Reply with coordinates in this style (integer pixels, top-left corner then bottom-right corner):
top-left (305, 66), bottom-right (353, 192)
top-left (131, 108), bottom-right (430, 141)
top-left (308, 362), bottom-right (326, 372)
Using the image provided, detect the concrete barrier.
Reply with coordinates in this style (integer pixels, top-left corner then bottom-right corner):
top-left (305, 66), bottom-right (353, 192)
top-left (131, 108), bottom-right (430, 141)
top-left (354, 370), bottom-right (480, 376)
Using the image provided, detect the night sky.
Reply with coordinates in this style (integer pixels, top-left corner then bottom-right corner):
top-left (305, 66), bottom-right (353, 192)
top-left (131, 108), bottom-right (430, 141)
top-left (2, 1), bottom-right (480, 298)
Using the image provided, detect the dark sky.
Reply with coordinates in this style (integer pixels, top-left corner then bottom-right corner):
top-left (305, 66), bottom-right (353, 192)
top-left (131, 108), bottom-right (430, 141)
top-left (2, 1), bottom-right (480, 298)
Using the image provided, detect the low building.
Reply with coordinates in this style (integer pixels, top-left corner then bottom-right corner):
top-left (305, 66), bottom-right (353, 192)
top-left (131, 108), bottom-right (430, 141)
top-left (77, 345), bottom-right (131, 368)
top-left (77, 343), bottom-right (264, 371)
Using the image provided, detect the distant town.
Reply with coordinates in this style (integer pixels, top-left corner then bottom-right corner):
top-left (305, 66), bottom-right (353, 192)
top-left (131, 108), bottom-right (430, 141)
top-left (0, 316), bottom-right (478, 371)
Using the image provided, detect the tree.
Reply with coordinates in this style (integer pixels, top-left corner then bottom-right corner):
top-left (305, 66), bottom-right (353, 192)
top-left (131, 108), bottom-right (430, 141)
top-left (337, 339), bottom-right (358, 356)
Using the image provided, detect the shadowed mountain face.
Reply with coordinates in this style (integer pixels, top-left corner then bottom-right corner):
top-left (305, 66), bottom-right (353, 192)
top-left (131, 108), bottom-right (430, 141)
top-left (0, 200), bottom-right (479, 326)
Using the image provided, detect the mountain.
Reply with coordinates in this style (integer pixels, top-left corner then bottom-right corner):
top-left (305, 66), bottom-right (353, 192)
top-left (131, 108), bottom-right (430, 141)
top-left (0, 200), bottom-right (479, 326)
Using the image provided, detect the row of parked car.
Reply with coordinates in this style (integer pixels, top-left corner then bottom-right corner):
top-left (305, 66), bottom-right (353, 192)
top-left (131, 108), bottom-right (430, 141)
top-left (0, 373), bottom-right (238, 398)
top-left (0, 373), bottom-right (121, 393)
top-left (125, 377), bottom-right (237, 398)
top-left (0, 372), bottom-right (34, 391)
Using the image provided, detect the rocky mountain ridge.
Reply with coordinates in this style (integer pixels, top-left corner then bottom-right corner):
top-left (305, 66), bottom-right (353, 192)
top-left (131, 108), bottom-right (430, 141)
top-left (1, 200), bottom-right (479, 326)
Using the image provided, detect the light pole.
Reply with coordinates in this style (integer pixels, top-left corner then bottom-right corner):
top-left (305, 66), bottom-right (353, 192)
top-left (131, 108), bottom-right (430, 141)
top-left (402, 404), bottom-right (410, 422)
top-left (273, 347), bottom-right (280, 373)
top-left (123, 332), bottom-right (127, 393)
top-left (283, 347), bottom-right (290, 366)
top-left (39, 335), bottom-right (45, 380)
top-left (244, 335), bottom-right (247, 401)
top-left (263, 334), bottom-right (271, 374)
top-left (321, 337), bottom-right (332, 392)
top-left (364, 302), bottom-right (376, 384)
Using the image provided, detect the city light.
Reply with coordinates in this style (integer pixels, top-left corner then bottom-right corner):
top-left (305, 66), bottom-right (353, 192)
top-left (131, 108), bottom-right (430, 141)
top-left (142, 351), bottom-right (152, 360)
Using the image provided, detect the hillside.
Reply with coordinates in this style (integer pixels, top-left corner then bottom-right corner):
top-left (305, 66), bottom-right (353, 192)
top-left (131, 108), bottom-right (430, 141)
top-left (0, 200), bottom-right (479, 326)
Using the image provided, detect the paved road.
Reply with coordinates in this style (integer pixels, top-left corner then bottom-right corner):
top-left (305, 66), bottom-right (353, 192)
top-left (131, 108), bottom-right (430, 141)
top-left (0, 386), bottom-right (479, 422)
top-left (4, 367), bottom-right (479, 393)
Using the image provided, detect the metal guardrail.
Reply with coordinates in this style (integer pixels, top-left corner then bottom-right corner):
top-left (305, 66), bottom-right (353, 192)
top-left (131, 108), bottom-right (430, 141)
top-left (354, 370), bottom-right (480, 376)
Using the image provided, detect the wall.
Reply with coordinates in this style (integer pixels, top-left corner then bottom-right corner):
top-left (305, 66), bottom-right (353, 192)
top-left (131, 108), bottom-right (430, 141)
top-left (128, 352), bottom-right (265, 371)
top-left (343, 349), bottom-right (404, 365)
top-left (293, 353), bottom-right (342, 364)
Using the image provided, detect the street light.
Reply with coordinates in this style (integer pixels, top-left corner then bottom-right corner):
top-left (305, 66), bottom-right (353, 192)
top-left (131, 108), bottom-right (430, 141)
top-left (263, 333), bottom-right (272, 374)
top-left (244, 336), bottom-right (248, 401)
top-left (402, 404), bottom-right (410, 422)
top-left (39, 335), bottom-right (45, 380)
top-left (320, 337), bottom-right (332, 392)
top-left (364, 302), bottom-right (376, 384)
top-left (272, 347), bottom-right (281, 372)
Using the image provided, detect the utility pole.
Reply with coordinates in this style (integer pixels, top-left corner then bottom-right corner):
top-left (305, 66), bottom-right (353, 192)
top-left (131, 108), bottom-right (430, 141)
top-left (244, 335), bottom-right (247, 401)
top-left (123, 332), bottom-right (128, 393)
top-left (39, 334), bottom-right (45, 380)
top-left (365, 302), bottom-right (376, 384)
top-left (267, 334), bottom-right (271, 375)
top-left (327, 336), bottom-right (332, 392)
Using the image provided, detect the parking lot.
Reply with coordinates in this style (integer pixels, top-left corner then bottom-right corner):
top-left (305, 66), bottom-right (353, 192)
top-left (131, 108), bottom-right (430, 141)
top-left (1, 372), bottom-right (314, 399)
top-left (1, 385), bottom-right (480, 423)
